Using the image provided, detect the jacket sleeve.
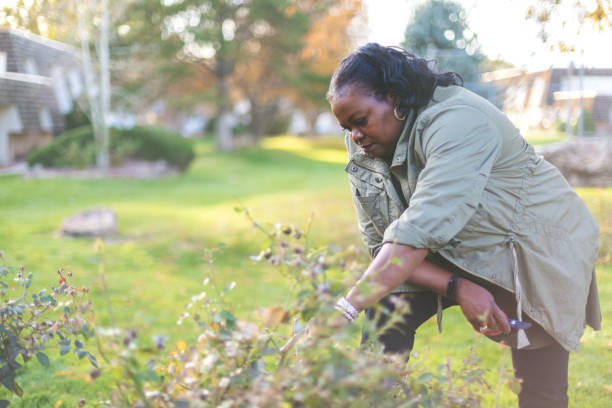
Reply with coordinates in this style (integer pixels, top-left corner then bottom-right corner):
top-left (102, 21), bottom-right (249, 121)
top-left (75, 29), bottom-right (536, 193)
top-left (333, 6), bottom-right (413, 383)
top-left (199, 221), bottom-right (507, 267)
top-left (383, 106), bottom-right (502, 249)
top-left (349, 181), bottom-right (384, 259)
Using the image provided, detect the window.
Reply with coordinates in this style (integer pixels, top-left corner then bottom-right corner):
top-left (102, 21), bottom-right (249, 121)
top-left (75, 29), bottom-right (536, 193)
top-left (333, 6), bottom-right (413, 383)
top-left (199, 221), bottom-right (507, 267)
top-left (23, 57), bottom-right (38, 75)
top-left (38, 107), bottom-right (53, 132)
top-left (68, 69), bottom-right (83, 97)
top-left (51, 66), bottom-right (72, 114)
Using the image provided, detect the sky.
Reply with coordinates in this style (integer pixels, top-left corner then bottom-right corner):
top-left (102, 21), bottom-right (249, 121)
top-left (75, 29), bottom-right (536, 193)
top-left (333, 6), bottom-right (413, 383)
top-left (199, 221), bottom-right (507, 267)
top-left (364, 0), bottom-right (612, 70)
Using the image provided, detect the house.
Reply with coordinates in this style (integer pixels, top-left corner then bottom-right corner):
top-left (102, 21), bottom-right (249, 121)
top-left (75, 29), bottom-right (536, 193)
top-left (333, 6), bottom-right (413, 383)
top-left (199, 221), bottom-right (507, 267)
top-left (0, 28), bottom-right (82, 165)
top-left (481, 66), bottom-right (612, 136)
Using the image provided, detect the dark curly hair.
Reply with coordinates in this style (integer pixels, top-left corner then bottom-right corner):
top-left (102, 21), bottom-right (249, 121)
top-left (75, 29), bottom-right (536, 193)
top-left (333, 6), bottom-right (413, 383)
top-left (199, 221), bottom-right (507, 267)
top-left (327, 43), bottom-right (463, 116)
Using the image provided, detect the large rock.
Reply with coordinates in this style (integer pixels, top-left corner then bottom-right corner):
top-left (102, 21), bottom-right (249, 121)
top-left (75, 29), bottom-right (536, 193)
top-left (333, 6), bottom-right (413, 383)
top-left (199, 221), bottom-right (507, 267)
top-left (61, 208), bottom-right (117, 237)
top-left (535, 138), bottom-right (612, 187)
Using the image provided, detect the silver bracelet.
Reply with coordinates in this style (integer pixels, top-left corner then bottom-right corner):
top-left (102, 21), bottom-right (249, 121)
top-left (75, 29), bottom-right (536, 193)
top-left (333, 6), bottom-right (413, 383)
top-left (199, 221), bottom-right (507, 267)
top-left (335, 296), bottom-right (360, 322)
top-left (334, 305), bottom-right (354, 322)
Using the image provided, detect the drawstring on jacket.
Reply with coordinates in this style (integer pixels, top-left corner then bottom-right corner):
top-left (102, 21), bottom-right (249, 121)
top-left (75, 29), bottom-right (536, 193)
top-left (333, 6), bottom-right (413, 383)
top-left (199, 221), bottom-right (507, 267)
top-left (510, 238), bottom-right (530, 349)
top-left (435, 239), bottom-right (531, 349)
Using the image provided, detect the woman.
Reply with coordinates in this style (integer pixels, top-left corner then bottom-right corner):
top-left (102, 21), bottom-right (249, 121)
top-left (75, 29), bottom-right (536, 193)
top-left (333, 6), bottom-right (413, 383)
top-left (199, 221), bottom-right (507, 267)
top-left (328, 43), bottom-right (601, 407)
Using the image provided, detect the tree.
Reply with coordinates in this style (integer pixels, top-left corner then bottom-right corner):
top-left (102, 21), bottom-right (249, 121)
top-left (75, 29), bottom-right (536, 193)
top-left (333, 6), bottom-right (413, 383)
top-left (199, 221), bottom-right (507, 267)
top-left (117, 0), bottom-right (362, 149)
top-left (290, 0), bottom-right (364, 133)
top-left (401, 0), bottom-right (485, 83)
top-left (232, 0), bottom-right (363, 140)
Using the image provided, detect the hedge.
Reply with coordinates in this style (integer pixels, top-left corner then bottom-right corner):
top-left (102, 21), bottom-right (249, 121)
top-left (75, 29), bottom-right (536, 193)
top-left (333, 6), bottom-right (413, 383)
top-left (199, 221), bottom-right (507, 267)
top-left (27, 125), bottom-right (195, 171)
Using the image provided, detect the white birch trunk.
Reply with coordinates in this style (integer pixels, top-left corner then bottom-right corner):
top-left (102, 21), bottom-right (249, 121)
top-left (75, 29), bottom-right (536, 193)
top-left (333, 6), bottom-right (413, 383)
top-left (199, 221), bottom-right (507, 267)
top-left (76, 0), bottom-right (110, 169)
top-left (98, 0), bottom-right (111, 168)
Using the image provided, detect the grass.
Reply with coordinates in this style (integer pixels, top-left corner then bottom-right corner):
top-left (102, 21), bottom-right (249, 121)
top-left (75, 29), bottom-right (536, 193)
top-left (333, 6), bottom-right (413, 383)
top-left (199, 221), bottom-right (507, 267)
top-left (523, 129), bottom-right (567, 146)
top-left (0, 134), bottom-right (610, 407)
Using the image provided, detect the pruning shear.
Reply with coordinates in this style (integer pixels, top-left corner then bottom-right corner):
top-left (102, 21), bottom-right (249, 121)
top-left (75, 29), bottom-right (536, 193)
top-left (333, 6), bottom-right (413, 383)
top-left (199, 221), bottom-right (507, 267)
top-left (509, 319), bottom-right (532, 330)
top-left (481, 318), bottom-right (531, 337)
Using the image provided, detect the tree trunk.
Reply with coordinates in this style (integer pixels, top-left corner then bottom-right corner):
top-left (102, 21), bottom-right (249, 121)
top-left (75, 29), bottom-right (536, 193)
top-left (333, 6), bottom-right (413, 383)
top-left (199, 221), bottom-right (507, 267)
top-left (249, 98), bottom-right (278, 142)
top-left (215, 70), bottom-right (233, 152)
top-left (98, 0), bottom-right (110, 169)
top-left (77, 0), bottom-right (110, 169)
top-left (305, 109), bottom-right (320, 136)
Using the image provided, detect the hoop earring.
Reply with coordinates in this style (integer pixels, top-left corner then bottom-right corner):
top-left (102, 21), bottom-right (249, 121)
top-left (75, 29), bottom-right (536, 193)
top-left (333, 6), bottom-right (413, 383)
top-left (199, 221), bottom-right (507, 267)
top-left (393, 106), bottom-right (407, 121)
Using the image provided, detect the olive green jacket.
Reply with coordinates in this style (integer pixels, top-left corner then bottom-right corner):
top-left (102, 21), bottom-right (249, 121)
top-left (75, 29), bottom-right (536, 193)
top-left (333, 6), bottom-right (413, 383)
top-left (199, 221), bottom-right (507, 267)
top-left (345, 85), bottom-right (601, 351)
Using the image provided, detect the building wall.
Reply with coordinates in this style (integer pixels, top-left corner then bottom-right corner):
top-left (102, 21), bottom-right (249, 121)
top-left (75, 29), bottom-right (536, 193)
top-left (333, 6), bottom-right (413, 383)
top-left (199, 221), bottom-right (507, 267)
top-left (0, 29), bottom-right (81, 164)
top-left (8, 131), bottom-right (52, 161)
top-left (0, 77), bottom-right (63, 135)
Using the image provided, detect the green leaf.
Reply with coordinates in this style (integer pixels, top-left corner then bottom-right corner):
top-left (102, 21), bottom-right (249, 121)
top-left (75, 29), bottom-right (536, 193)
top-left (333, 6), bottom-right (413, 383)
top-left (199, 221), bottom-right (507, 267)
top-left (36, 352), bottom-right (50, 367)
top-left (258, 347), bottom-right (277, 356)
top-left (220, 310), bottom-right (236, 322)
top-left (86, 352), bottom-right (98, 368)
top-left (59, 346), bottom-right (70, 356)
top-left (12, 382), bottom-right (22, 397)
top-left (140, 368), bottom-right (159, 382)
top-left (418, 372), bottom-right (433, 383)
top-left (0, 399), bottom-right (10, 408)
top-left (74, 340), bottom-right (84, 349)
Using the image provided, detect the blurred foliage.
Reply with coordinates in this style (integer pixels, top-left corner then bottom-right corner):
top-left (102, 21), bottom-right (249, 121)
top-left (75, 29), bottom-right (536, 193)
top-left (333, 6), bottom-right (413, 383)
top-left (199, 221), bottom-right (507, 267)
top-left (402, 0), bottom-right (487, 83)
top-left (91, 212), bottom-right (510, 407)
top-left (0, 255), bottom-right (95, 406)
top-left (554, 110), bottom-right (596, 135)
top-left (527, 0), bottom-right (612, 49)
top-left (63, 103), bottom-right (92, 132)
top-left (26, 125), bottom-right (195, 170)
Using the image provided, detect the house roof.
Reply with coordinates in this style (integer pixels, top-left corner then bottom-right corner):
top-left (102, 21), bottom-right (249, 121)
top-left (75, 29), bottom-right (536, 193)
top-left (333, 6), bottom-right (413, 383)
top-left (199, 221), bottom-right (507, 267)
top-left (0, 27), bottom-right (76, 55)
top-left (0, 71), bottom-right (53, 86)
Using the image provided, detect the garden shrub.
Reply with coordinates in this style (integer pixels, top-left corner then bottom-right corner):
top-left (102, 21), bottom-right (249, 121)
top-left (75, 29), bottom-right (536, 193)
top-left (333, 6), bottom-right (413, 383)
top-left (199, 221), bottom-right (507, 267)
top-left (0, 253), bottom-right (96, 407)
top-left (92, 209), bottom-right (516, 407)
top-left (26, 126), bottom-right (98, 169)
top-left (118, 126), bottom-right (195, 171)
top-left (26, 126), bottom-right (195, 171)
top-left (63, 104), bottom-right (92, 131)
top-left (555, 110), bottom-right (596, 135)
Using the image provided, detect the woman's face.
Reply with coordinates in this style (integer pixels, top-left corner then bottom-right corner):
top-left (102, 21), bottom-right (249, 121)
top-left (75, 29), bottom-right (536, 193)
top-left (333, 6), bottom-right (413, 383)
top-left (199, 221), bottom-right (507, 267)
top-left (330, 83), bottom-right (404, 161)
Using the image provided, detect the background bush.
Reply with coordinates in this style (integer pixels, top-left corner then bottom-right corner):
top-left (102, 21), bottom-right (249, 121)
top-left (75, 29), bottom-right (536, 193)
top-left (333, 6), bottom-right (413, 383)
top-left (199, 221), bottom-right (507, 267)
top-left (555, 109), bottom-right (596, 135)
top-left (26, 125), bottom-right (195, 171)
top-left (62, 104), bottom-right (92, 131)
top-left (119, 126), bottom-right (195, 171)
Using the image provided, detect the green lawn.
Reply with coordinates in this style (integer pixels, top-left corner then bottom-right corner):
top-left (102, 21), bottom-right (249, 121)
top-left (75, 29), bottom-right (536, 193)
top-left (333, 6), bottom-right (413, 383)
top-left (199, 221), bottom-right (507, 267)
top-left (0, 135), bottom-right (610, 407)
top-left (523, 129), bottom-right (567, 146)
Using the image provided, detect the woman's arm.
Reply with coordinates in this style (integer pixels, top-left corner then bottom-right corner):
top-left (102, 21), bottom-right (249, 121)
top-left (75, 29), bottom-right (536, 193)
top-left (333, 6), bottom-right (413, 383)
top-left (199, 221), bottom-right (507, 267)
top-left (344, 242), bottom-right (511, 334)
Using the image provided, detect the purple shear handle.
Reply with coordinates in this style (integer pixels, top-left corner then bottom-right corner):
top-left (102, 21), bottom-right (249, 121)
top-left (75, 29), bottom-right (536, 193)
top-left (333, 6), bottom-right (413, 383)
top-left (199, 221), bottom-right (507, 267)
top-left (509, 319), bottom-right (532, 330)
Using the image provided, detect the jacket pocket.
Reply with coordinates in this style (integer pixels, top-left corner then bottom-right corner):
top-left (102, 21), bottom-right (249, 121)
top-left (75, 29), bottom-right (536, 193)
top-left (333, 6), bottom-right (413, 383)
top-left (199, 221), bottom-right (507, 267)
top-left (356, 193), bottom-right (389, 236)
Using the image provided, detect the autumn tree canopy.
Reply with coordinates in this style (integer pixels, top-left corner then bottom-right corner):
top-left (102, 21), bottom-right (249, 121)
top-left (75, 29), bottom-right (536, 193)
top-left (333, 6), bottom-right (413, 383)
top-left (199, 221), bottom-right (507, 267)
top-left (115, 0), bottom-right (363, 150)
top-left (2, 0), bottom-right (363, 150)
top-left (527, 0), bottom-right (612, 52)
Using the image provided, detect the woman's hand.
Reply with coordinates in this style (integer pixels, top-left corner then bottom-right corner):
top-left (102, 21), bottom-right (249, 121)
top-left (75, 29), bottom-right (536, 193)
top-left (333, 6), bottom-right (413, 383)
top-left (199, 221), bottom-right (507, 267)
top-left (456, 278), bottom-right (511, 336)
